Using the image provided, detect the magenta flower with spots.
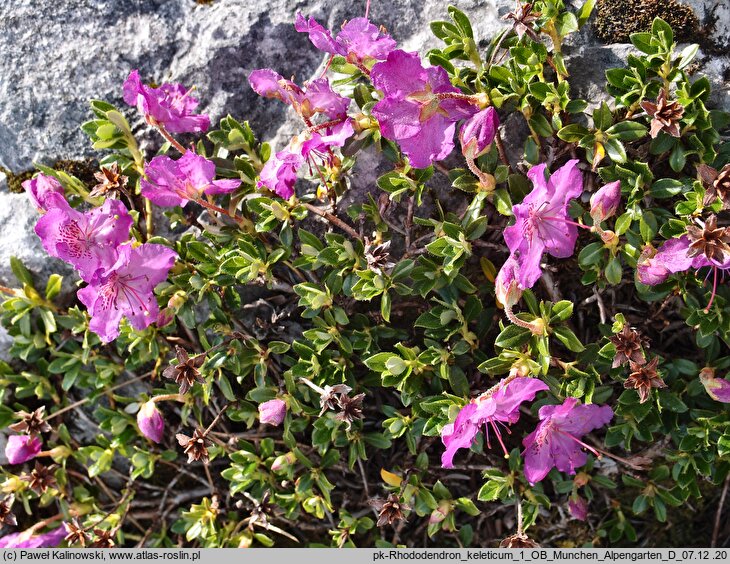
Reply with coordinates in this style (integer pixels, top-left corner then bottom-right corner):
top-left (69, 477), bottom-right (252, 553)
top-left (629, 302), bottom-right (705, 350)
top-left (259, 399), bottom-right (287, 426)
top-left (295, 14), bottom-right (396, 63)
top-left (0, 525), bottom-right (68, 549)
top-left (371, 50), bottom-right (477, 169)
top-left (141, 152), bottom-right (240, 208)
top-left (77, 243), bottom-right (177, 343)
top-left (4, 435), bottom-right (42, 465)
top-left (441, 377), bottom-right (549, 468)
top-left (522, 397), bottom-right (613, 485)
top-left (137, 401), bottom-right (165, 444)
top-left (35, 198), bottom-right (133, 282)
top-left (22, 174), bottom-right (66, 213)
top-left (123, 70), bottom-right (210, 134)
top-left (503, 159), bottom-right (584, 289)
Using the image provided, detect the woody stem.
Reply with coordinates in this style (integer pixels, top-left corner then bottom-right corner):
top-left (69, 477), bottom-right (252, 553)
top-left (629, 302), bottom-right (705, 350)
top-left (303, 202), bottom-right (362, 240)
top-left (47, 373), bottom-right (150, 421)
top-left (516, 498), bottom-right (524, 536)
top-left (204, 404), bottom-right (230, 436)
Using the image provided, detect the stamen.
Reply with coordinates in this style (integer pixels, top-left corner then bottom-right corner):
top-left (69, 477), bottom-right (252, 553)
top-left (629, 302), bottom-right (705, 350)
top-left (489, 420), bottom-right (510, 458)
top-left (541, 215), bottom-right (592, 230)
top-left (556, 429), bottom-right (602, 459)
top-left (704, 266), bottom-right (719, 313)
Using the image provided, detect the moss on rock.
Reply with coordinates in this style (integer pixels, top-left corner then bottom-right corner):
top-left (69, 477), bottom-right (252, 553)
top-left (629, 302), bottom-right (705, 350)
top-left (593, 0), bottom-right (699, 44)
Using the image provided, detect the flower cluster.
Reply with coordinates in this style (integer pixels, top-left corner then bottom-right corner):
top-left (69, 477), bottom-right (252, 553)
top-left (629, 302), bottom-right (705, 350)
top-left (440, 377), bottom-right (613, 485)
top-left (249, 70), bottom-right (353, 199)
top-left (26, 173), bottom-right (177, 342)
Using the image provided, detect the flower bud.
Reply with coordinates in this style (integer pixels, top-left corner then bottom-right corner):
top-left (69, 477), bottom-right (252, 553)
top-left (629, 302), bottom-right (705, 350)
top-left (568, 496), bottom-right (588, 521)
top-left (48, 446), bottom-right (72, 463)
top-left (156, 308), bottom-right (175, 327)
top-left (590, 181), bottom-right (621, 223)
top-left (429, 500), bottom-right (452, 524)
top-left (271, 451), bottom-right (297, 472)
top-left (5, 435), bottom-right (42, 465)
top-left (495, 255), bottom-right (522, 308)
top-left (258, 399), bottom-right (287, 426)
top-left (22, 174), bottom-right (65, 213)
top-left (167, 292), bottom-right (187, 310)
top-left (459, 107), bottom-right (499, 159)
top-left (137, 401), bottom-right (165, 444)
top-left (600, 229), bottom-right (619, 250)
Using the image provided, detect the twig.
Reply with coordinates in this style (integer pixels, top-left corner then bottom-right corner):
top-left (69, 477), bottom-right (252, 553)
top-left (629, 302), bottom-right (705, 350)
top-left (405, 195), bottom-right (414, 250)
top-left (302, 202), bottom-right (361, 240)
top-left (47, 372), bottom-right (150, 420)
top-left (711, 474), bottom-right (730, 548)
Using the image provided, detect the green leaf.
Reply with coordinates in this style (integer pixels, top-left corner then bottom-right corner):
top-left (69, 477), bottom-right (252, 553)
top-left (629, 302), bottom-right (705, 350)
top-left (605, 256), bottom-right (623, 285)
top-left (593, 102), bottom-right (613, 131)
top-left (552, 326), bottom-right (585, 352)
top-left (651, 17), bottom-right (674, 49)
top-left (577, 0), bottom-right (597, 28)
top-left (495, 324), bottom-right (532, 349)
top-left (45, 274), bottom-right (62, 301)
top-left (677, 43), bottom-right (699, 69)
top-left (605, 121), bottom-right (647, 141)
top-left (669, 144), bottom-right (686, 172)
top-left (10, 256), bottom-right (33, 287)
top-left (557, 124), bottom-right (590, 143)
top-left (529, 114), bottom-right (553, 137)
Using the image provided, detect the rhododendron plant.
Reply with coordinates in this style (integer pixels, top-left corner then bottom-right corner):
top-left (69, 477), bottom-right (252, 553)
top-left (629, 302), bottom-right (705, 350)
top-left (3, 0), bottom-right (730, 551)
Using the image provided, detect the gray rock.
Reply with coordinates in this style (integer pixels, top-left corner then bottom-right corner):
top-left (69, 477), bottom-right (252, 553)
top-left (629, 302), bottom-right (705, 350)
top-left (0, 0), bottom-right (513, 173)
top-left (0, 192), bottom-right (76, 291)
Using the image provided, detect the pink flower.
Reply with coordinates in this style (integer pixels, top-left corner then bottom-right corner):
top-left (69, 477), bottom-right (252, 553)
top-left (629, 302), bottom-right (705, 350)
top-left (5, 435), bottom-right (42, 465)
top-left (0, 525), bottom-right (67, 548)
top-left (259, 399), bottom-right (286, 426)
top-left (568, 496), bottom-right (589, 521)
top-left (77, 243), bottom-right (177, 343)
top-left (257, 120), bottom-right (354, 199)
top-left (22, 174), bottom-right (66, 213)
top-left (257, 147), bottom-right (303, 199)
top-left (503, 160), bottom-right (584, 289)
top-left (522, 397), bottom-right (613, 485)
top-left (123, 70), bottom-right (210, 134)
top-left (441, 377), bottom-right (549, 468)
top-left (295, 14), bottom-right (396, 63)
top-left (371, 50), bottom-right (477, 169)
top-left (34, 198), bottom-right (133, 282)
top-left (589, 181), bottom-right (621, 223)
top-left (141, 152), bottom-right (240, 208)
top-left (637, 235), bottom-right (729, 285)
top-left (249, 72), bottom-right (349, 121)
top-left (459, 107), bottom-right (499, 158)
top-left (137, 401), bottom-right (165, 443)
top-left (699, 368), bottom-right (730, 403)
